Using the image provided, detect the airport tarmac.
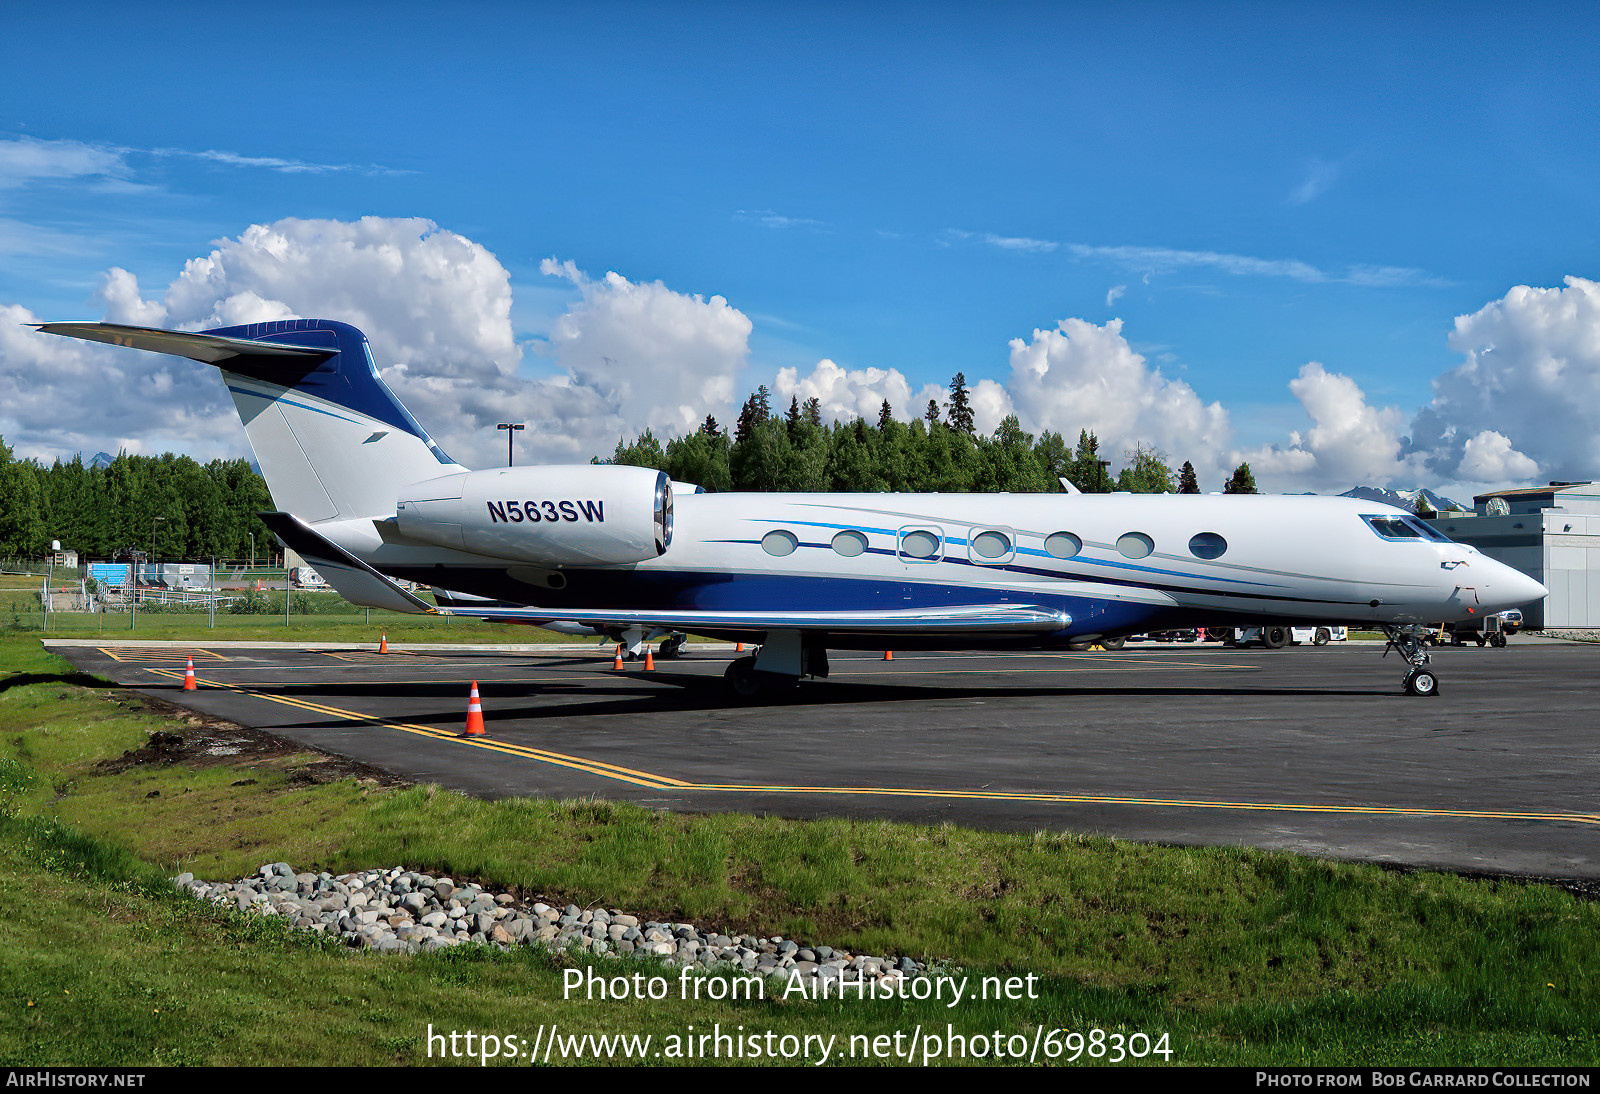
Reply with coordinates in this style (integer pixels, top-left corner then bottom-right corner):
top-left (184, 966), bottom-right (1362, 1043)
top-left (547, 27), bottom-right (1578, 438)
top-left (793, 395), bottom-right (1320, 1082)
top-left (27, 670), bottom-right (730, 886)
top-left (48, 639), bottom-right (1600, 883)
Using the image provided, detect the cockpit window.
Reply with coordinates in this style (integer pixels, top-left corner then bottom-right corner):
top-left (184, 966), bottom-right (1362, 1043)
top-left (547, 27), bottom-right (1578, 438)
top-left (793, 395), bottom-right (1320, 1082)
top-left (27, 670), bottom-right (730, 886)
top-left (1363, 515), bottom-right (1453, 543)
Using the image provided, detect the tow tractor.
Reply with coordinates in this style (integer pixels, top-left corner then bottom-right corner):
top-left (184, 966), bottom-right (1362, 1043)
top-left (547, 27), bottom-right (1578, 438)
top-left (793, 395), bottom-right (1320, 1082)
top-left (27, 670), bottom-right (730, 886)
top-left (1432, 609), bottom-right (1521, 648)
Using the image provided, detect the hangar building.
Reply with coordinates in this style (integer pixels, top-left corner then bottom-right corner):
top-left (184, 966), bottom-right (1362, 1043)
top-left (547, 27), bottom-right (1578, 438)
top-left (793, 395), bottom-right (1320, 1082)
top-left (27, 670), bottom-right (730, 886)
top-left (1424, 481), bottom-right (1600, 629)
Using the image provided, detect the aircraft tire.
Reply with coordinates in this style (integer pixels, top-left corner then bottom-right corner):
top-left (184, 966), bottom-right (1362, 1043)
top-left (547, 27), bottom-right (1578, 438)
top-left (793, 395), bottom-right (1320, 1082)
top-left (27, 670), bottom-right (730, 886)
top-left (724, 656), bottom-right (762, 698)
top-left (1475, 635), bottom-right (1487, 647)
top-left (1100, 637), bottom-right (1126, 651)
top-left (723, 657), bottom-right (798, 700)
top-left (1262, 627), bottom-right (1289, 650)
top-left (658, 637), bottom-right (683, 659)
top-left (1313, 628), bottom-right (1331, 646)
top-left (1492, 633), bottom-right (1508, 648)
top-left (1403, 667), bottom-right (1440, 697)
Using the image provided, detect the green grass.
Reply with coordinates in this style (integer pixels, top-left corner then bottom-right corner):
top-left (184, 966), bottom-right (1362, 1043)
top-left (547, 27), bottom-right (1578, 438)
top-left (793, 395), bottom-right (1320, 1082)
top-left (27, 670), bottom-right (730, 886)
top-left (0, 586), bottom-right (592, 643)
top-left (1, 635), bottom-right (1597, 1066)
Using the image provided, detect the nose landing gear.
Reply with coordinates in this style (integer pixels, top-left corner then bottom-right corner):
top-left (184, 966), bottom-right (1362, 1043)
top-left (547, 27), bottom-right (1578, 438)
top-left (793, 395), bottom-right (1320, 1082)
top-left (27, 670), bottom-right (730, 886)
top-left (1381, 625), bottom-right (1441, 696)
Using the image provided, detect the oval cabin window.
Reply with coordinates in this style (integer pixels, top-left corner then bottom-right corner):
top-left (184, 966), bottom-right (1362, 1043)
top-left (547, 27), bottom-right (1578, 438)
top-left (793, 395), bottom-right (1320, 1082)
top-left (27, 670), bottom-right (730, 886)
top-left (900, 529), bottom-right (941, 559)
top-left (831, 530), bottom-right (868, 557)
top-left (761, 530), bottom-right (799, 556)
top-left (1188, 531), bottom-right (1227, 560)
top-left (1116, 532), bottom-right (1154, 559)
top-left (1045, 531), bottom-right (1082, 559)
top-left (972, 530), bottom-right (1011, 558)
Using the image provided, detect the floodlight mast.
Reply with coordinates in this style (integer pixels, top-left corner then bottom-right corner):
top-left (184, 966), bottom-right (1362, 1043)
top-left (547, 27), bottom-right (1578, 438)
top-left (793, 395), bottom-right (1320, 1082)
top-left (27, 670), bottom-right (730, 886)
top-left (497, 422), bottom-right (525, 466)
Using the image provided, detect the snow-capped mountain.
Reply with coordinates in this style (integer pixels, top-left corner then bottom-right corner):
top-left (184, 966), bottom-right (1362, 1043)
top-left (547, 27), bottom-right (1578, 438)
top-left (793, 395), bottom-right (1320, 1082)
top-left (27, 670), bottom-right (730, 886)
top-left (1339, 486), bottom-right (1469, 513)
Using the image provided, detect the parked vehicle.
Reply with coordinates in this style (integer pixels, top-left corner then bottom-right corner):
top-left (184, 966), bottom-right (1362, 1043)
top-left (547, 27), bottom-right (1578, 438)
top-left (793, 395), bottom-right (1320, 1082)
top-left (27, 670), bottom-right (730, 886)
top-left (1437, 609), bottom-right (1521, 647)
top-left (290, 566), bottom-right (329, 589)
top-left (1220, 625), bottom-right (1347, 649)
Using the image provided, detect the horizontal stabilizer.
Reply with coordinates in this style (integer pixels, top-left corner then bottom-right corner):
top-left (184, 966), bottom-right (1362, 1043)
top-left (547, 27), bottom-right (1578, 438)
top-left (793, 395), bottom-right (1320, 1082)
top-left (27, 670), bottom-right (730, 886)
top-left (33, 322), bottom-right (336, 364)
top-left (258, 512), bottom-right (437, 615)
top-left (444, 603), bottom-right (1072, 633)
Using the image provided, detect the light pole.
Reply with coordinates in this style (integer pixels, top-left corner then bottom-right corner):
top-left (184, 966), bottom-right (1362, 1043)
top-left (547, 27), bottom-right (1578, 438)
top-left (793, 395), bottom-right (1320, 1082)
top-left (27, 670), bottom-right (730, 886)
top-left (248, 531), bottom-right (255, 570)
top-left (497, 422), bottom-right (525, 466)
top-left (149, 517), bottom-right (165, 581)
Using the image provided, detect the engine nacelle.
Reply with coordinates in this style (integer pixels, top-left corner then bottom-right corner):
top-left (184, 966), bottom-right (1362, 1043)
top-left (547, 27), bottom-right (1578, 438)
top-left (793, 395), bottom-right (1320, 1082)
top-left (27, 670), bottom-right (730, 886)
top-left (395, 464), bottom-right (672, 566)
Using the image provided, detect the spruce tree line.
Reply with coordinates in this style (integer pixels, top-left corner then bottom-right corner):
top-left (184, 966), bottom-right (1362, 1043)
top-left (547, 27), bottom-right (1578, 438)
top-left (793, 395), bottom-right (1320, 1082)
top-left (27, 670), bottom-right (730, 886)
top-left (0, 436), bottom-right (274, 561)
top-left (605, 374), bottom-right (1259, 497)
top-left (0, 374), bottom-right (1266, 559)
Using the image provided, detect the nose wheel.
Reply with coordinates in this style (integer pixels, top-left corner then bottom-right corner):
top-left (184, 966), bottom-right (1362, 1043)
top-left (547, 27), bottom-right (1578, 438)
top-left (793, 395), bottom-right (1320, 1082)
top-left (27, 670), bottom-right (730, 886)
top-left (1403, 666), bottom-right (1439, 696)
top-left (1382, 625), bottom-right (1441, 697)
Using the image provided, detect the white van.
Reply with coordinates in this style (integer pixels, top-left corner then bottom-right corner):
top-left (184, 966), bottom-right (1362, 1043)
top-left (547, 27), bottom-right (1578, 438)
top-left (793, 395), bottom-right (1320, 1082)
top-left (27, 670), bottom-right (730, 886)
top-left (290, 566), bottom-right (329, 590)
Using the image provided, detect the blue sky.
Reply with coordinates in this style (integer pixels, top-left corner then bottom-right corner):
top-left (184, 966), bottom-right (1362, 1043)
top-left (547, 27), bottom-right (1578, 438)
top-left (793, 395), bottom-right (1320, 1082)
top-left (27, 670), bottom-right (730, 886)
top-left (3, 2), bottom-right (1599, 489)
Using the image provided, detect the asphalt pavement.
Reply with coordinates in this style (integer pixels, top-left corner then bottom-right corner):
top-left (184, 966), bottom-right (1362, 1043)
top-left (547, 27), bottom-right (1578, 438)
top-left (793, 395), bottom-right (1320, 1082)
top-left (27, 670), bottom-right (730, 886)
top-left (47, 637), bottom-right (1600, 883)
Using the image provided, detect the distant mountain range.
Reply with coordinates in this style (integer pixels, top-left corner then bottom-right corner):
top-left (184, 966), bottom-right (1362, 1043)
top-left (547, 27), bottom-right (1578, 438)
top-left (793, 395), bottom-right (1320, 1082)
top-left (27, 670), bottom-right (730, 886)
top-left (89, 452), bottom-right (114, 469)
top-left (1338, 486), bottom-right (1470, 513)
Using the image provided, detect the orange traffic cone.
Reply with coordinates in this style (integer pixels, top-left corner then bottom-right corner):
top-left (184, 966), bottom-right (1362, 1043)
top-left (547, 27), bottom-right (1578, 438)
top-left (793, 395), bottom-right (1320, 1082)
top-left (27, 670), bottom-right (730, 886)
top-left (644, 647), bottom-right (655, 671)
top-left (461, 681), bottom-right (486, 737)
top-left (612, 644), bottom-right (625, 670)
top-left (182, 655), bottom-right (197, 691)
top-left (735, 641), bottom-right (744, 652)
top-left (882, 650), bottom-right (894, 661)
top-left (379, 634), bottom-right (388, 654)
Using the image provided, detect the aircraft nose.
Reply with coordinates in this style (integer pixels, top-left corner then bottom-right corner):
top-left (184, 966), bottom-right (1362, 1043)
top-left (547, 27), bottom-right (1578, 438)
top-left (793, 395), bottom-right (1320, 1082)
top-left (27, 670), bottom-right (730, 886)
top-left (1487, 562), bottom-right (1547, 608)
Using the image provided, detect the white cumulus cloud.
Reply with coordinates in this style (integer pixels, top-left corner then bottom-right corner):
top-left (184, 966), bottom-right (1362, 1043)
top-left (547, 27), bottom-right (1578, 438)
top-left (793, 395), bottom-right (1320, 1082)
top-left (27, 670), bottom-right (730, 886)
top-left (773, 359), bottom-right (943, 425)
top-left (1003, 318), bottom-right (1234, 486)
top-left (1408, 276), bottom-right (1600, 484)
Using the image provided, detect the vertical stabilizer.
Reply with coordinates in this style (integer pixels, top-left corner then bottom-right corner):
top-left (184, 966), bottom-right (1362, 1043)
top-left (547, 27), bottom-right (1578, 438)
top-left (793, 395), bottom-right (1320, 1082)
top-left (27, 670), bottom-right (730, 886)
top-left (35, 318), bottom-right (467, 522)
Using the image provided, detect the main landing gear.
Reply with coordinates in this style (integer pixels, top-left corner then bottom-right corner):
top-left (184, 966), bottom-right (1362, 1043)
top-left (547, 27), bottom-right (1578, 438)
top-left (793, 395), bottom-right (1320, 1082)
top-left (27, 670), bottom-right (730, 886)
top-left (1380, 625), bottom-right (1440, 697)
top-left (721, 630), bottom-right (826, 700)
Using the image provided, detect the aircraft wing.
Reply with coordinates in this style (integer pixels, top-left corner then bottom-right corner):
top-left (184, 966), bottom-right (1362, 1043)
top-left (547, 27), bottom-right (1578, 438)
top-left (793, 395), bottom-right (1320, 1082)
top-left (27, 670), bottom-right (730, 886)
top-left (261, 512), bottom-right (1070, 632)
top-left (258, 512), bottom-right (437, 615)
top-left (33, 322), bottom-right (335, 364)
top-left (441, 603), bottom-right (1072, 633)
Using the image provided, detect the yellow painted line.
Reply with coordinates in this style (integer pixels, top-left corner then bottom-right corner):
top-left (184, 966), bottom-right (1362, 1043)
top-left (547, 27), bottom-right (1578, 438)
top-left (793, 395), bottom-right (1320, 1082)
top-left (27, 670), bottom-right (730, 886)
top-left (146, 669), bottom-right (688, 789)
top-left (143, 669), bottom-right (1599, 828)
top-left (100, 647), bottom-right (232, 663)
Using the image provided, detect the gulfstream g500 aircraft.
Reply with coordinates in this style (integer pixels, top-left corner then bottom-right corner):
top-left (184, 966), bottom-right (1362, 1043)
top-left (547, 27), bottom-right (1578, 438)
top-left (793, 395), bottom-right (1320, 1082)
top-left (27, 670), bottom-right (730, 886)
top-left (37, 318), bottom-right (1547, 698)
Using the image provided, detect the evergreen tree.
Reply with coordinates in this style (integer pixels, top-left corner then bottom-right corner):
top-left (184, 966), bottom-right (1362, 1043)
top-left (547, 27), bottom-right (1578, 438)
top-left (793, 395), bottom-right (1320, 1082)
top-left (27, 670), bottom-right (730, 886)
top-left (665, 430), bottom-right (732, 492)
top-left (877, 399), bottom-right (893, 429)
top-left (1115, 444), bottom-right (1174, 493)
top-left (924, 399), bottom-right (942, 427)
top-left (1069, 430), bottom-right (1113, 492)
top-left (1033, 430), bottom-right (1071, 488)
top-left (734, 386), bottom-right (772, 445)
top-left (1224, 462), bottom-right (1258, 494)
top-left (803, 397), bottom-right (823, 428)
top-left (946, 372), bottom-right (975, 435)
top-left (610, 430), bottom-right (667, 470)
top-left (1177, 461), bottom-right (1200, 494)
top-left (785, 395), bottom-right (803, 434)
top-left (699, 414), bottom-right (721, 438)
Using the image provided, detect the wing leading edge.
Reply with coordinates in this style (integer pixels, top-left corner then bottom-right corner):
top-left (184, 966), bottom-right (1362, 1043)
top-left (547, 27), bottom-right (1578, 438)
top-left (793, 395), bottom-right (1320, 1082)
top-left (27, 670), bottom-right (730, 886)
top-left (260, 513), bottom-right (1071, 633)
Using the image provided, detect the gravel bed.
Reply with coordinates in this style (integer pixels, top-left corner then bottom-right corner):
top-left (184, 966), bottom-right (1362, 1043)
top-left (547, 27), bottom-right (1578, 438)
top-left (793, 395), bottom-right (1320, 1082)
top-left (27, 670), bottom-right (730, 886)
top-left (174, 863), bottom-right (935, 985)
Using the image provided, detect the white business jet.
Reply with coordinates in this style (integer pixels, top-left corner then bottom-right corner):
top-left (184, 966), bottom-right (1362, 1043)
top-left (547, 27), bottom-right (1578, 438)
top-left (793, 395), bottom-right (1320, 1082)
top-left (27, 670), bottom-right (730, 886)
top-left (36, 318), bottom-right (1546, 698)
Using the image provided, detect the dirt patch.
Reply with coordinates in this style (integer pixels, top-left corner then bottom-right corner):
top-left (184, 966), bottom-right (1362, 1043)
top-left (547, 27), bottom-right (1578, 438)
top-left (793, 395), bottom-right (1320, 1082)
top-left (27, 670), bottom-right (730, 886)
top-left (95, 690), bottom-right (410, 788)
